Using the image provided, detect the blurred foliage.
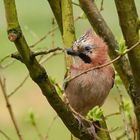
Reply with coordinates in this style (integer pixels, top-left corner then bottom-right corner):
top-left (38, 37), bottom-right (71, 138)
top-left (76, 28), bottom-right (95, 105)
top-left (0, 0), bottom-right (140, 140)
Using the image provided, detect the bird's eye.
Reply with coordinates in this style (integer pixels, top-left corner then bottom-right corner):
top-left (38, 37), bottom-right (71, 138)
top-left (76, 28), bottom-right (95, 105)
top-left (84, 46), bottom-right (92, 51)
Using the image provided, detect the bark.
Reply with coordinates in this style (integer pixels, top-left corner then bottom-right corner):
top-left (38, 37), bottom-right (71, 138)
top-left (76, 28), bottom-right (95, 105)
top-left (114, 0), bottom-right (140, 139)
top-left (61, 0), bottom-right (76, 67)
top-left (47, 0), bottom-right (63, 34)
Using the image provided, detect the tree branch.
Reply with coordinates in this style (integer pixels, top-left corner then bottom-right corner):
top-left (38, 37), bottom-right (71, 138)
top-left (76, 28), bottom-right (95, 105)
top-left (0, 129), bottom-right (11, 140)
top-left (0, 77), bottom-right (24, 140)
top-left (114, 0), bottom-right (140, 139)
top-left (30, 26), bottom-right (58, 48)
top-left (32, 47), bottom-right (64, 57)
top-left (8, 74), bottom-right (29, 98)
top-left (61, 0), bottom-right (76, 67)
top-left (114, 0), bottom-right (140, 100)
top-left (47, 0), bottom-right (63, 34)
top-left (3, 0), bottom-right (96, 139)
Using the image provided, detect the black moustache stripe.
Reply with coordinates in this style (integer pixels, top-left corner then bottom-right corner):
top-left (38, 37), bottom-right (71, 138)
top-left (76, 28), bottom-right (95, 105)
top-left (78, 53), bottom-right (92, 63)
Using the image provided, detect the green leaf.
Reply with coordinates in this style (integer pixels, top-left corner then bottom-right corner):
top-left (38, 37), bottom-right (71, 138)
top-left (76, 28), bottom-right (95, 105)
top-left (116, 37), bottom-right (127, 55)
top-left (49, 76), bottom-right (63, 96)
top-left (49, 76), bottom-right (56, 84)
top-left (122, 100), bottom-right (132, 113)
top-left (28, 109), bottom-right (37, 126)
top-left (86, 106), bottom-right (103, 121)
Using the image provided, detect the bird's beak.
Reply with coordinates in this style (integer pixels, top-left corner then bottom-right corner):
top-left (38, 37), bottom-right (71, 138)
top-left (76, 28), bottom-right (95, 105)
top-left (66, 48), bottom-right (79, 56)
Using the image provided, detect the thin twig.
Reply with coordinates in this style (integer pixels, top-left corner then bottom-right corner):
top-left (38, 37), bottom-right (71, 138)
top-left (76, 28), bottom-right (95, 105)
top-left (45, 115), bottom-right (58, 140)
top-left (66, 55), bottom-right (121, 83)
top-left (0, 77), bottom-right (24, 140)
top-left (0, 55), bottom-right (11, 64)
top-left (120, 95), bottom-right (132, 140)
top-left (94, 123), bottom-right (119, 133)
top-left (66, 41), bottom-right (140, 83)
top-left (115, 81), bottom-right (132, 140)
top-left (116, 131), bottom-right (126, 140)
top-left (32, 124), bottom-right (44, 140)
top-left (40, 52), bottom-right (63, 64)
top-left (0, 60), bottom-right (16, 69)
top-left (0, 54), bottom-right (16, 69)
top-left (30, 26), bottom-right (58, 48)
top-left (100, 0), bottom-right (104, 11)
top-left (51, 18), bottom-right (56, 48)
top-left (72, 1), bottom-right (80, 7)
top-left (8, 74), bottom-right (29, 98)
top-left (32, 47), bottom-right (64, 57)
top-left (30, 14), bottom-right (81, 48)
top-left (11, 53), bottom-right (23, 62)
top-left (0, 129), bottom-right (11, 140)
top-left (131, 118), bottom-right (137, 140)
top-left (105, 112), bottom-right (121, 119)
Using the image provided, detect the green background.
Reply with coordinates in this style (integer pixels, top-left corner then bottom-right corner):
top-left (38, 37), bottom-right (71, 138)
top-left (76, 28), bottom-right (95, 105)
top-left (0, 0), bottom-right (140, 140)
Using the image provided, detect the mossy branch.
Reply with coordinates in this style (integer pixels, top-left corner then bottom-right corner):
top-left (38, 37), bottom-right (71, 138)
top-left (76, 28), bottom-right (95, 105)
top-left (61, 0), bottom-right (76, 68)
top-left (47, 0), bottom-right (63, 34)
top-left (114, 0), bottom-right (140, 93)
top-left (3, 0), bottom-right (96, 139)
top-left (114, 0), bottom-right (140, 139)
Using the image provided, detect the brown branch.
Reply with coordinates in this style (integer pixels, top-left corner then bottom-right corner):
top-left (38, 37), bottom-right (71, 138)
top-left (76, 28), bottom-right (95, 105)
top-left (0, 53), bottom-right (16, 69)
top-left (45, 115), bottom-right (58, 139)
top-left (30, 26), bottom-right (58, 48)
top-left (114, 0), bottom-right (140, 138)
top-left (48, 0), bottom-right (63, 34)
top-left (61, 0), bottom-right (76, 68)
top-left (11, 53), bottom-right (23, 62)
top-left (0, 129), bottom-right (11, 140)
top-left (0, 59), bottom-right (16, 69)
top-left (72, 1), bottom-right (80, 7)
top-left (105, 112), bottom-right (120, 119)
top-left (116, 132), bottom-right (127, 140)
top-left (30, 15), bottom-right (80, 49)
top-left (0, 54), bottom-right (11, 64)
top-left (39, 52), bottom-right (63, 64)
top-left (8, 74), bottom-right (29, 98)
top-left (94, 123), bottom-right (119, 133)
top-left (31, 120), bottom-right (44, 140)
top-left (0, 77), bottom-right (24, 140)
top-left (100, 0), bottom-right (104, 11)
top-left (119, 95), bottom-right (132, 140)
top-left (32, 47), bottom-right (64, 57)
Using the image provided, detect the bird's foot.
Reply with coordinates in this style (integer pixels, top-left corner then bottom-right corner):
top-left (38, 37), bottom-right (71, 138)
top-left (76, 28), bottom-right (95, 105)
top-left (87, 122), bottom-right (101, 140)
top-left (74, 115), bottom-right (85, 130)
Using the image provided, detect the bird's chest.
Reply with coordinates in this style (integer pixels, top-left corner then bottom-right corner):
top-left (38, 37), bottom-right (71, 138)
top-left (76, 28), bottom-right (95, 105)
top-left (65, 68), bottom-right (112, 115)
top-left (70, 68), bottom-right (109, 93)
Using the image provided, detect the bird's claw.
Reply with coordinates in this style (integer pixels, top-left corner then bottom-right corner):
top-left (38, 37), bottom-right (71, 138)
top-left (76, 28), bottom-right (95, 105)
top-left (87, 122), bottom-right (101, 140)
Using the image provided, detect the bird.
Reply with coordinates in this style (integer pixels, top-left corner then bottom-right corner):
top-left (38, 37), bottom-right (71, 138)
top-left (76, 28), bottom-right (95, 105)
top-left (64, 29), bottom-right (115, 116)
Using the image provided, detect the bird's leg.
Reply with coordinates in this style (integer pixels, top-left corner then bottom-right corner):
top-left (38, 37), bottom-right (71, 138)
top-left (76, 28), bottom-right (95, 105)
top-left (87, 122), bottom-right (101, 140)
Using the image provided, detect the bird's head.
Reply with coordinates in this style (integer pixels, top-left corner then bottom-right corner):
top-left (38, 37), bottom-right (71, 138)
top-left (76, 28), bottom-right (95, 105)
top-left (67, 29), bottom-right (108, 66)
